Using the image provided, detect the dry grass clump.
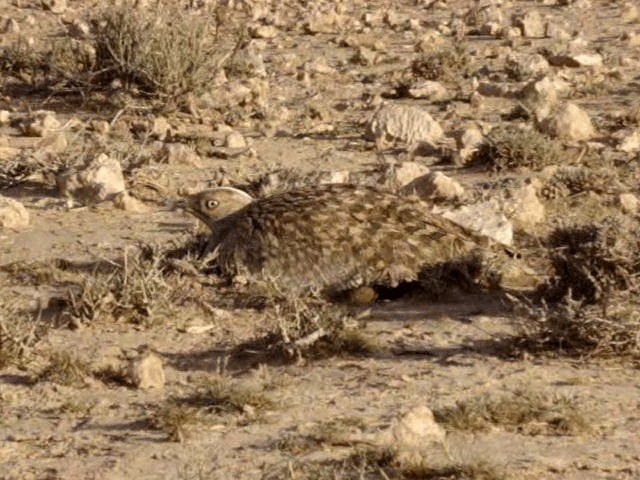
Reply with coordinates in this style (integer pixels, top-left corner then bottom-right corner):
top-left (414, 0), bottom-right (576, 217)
top-left (30, 351), bottom-right (92, 387)
top-left (237, 281), bottom-right (379, 361)
top-left (514, 218), bottom-right (640, 358)
top-left (152, 374), bottom-right (275, 441)
top-left (472, 125), bottom-right (563, 172)
top-left (62, 246), bottom-right (178, 327)
top-left (539, 165), bottom-right (621, 200)
top-left (0, 301), bottom-right (47, 369)
top-left (433, 389), bottom-right (591, 436)
top-left (269, 449), bottom-right (504, 480)
top-left (409, 42), bottom-right (470, 84)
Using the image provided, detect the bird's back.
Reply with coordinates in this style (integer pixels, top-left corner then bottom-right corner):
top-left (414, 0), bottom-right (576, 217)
top-left (209, 184), bottom-right (486, 292)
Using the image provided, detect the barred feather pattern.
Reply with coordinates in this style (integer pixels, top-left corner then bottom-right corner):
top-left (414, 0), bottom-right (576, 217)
top-left (185, 184), bottom-right (489, 293)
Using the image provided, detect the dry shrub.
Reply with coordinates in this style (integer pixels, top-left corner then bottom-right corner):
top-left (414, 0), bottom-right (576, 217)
top-left (92, 1), bottom-right (231, 100)
top-left (410, 42), bottom-right (470, 84)
top-left (0, 1), bottom-right (236, 103)
top-left (237, 280), bottom-right (377, 361)
top-left (472, 125), bottom-right (563, 172)
top-left (433, 389), bottom-right (591, 436)
top-left (539, 165), bottom-right (621, 200)
top-left (515, 218), bottom-right (640, 358)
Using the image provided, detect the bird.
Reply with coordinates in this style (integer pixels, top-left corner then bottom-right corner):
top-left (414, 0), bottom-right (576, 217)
top-left (176, 183), bottom-right (497, 294)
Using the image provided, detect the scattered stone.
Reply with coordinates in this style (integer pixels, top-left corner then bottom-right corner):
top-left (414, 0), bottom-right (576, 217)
top-left (401, 171), bottom-right (465, 202)
top-left (366, 103), bottom-right (444, 150)
top-left (545, 20), bottom-right (572, 40)
top-left (160, 143), bottom-right (203, 168)
top-left (506, 52), bottom-right (550, 80)
top-left (442, 201), bottom-right (514, 246)
top-left (456, 126), bottom-right (484, 163)
top-left (378, 405), bottom-right (447, 465)
top-left (0, 196), bottom-right (29, 230)
top-left (547, 53), bottom-right (603, 68)
top-left (618, 130), bottom-right (640, 153)
top-left (0, 146), bottom-right (20, 161)
top-left (618, 193), bottom-right (639, 213)
top-left (304, 10), bottom-right (344, 34)
top-left (248, 24), bottom-right (279, 39)
top-left (37, 133), bottom-right (67, 153)
top-left (21, 111), bottom-right (61, 137)
top-left (414, 29), bottom-right (445, 52)
top-left (150, 117), bottom-right (171, 141)
top-left (89, 120), bottom-right (110, 135)
top-left (224, 131), bottom-right (247, 149)
top-left (128, 352), bottom-right (165, 390)
top-left (1, 17), bottom-right (19, 34)
top-left (513, 10), bottom-right (545, 38)
top-left (41, 0), bottom-right (67, 13)
top-left (621, 2), bottom-right (639, 23)
top-left (57, 153), bottom-right (126, 205)
top-left (404, 81), bottom-right (449, 101)
top-left (113, 192), bottom-right (147, 212)
top-left (538, 102), bottom-right (596, 141)
top-left (0, 110), bottom-right (9, 126)
top-left (67, 18), bottom-right (91, 38)
top-left (503, 184), bottom-right (546, 232)
top-left (380, 162), bottom-right (431, 190)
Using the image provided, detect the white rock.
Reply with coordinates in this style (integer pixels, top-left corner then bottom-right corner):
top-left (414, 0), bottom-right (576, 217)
top-left (150, 116), bottom-right (171, 140)
top-left (545, 21), bottom-right (572, 40)
top-left (503, 184), bottom-right (546, 232)
top-left (0, 146), bottom-right (20, 161)
top-left (57, 153), bottom-right (126, 204)
top-left (618, 193), bottom-right (638, 213)
top-left (383, 162), bottom-right (431, 189)
top-left (160, 143), bottom-right (203, 167)
top-left (513, 10), bottom-right (545, 38)
top-left (405, 81), bottom-right (449, 101)
top-left (618, 130), bottom-right (640, 153)
top-left (128, 352), bottom-right (164, 390)
top-left (225, 131), bottom-right (247, 149)
top-left (538, 102), bottom-right (596, 141)
top-left (377, 405), bottom-right (447, 466)
top-left (42, 0), bottom-right (66, 13)
top-left (113, 192), bottom-right (147, 212)
top-left (248, 24), bottom-right (279, 39)
top-left (366, 103), bottom-right (444, 148)
top-left (402, 171), bottom-right (465, 202)
top-left (22, 111), bottom-right (60, 137)
top-left (0, 110), bottom-right (10, 125)
top-left (0, 196), bottom-right (29, 230)
top-left (548, 53), bottom-right (603, 68)
top-left (442, 201), bottom-right (514, 246)
top-left (506, 52), bottom-right (550, 79)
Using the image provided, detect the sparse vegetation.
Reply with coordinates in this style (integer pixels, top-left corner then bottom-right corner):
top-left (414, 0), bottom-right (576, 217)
top-left (410, 43), bottom-right (470, 84)
top-left (433, 389), bottom-right (591, 435)
top-left (0, 301), bottom-right (46, 369)
top-left (472, 125), bottom-right (564, 172)
top-left (31, 351), bottom-right (92, 387)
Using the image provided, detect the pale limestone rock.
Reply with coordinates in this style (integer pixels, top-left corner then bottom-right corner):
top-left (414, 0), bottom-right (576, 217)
top-left (382, 162), bottom-right (431, 190)
top-left (405, 81), bottom-right (449, 101)
top-left (618, 193), bottom-right (639, 213)
top-left (538, 102), bottom-right (596, 141)
top-left (57, 154), bottom-right (126, 204)
top-left (0, 196), bottom-right (29, 230)
top-left (113, 192), bottom-right (147, 212)
top-left (129, 352), bottom-right (164, 390)
top-left (225, 131), bottom-right (247, 149)
top-left (503, 184), bottom-right (546, 232)
top-left (618, 130), bottom-right (640, 153)
top-left (548, 53), bottom-right (603, 68)
top-left (22, 111), bottom-right (61, 137)
top-left (402, 171), bottom-right (465, 202)
top-left (160, 143), bottom-right (203, 168)
top-left (442, 201), bottom-right (514, 246)
top-left (366, 103), bottom-right (444, 148)
top-left (513, 10), bottom-right (545, 38)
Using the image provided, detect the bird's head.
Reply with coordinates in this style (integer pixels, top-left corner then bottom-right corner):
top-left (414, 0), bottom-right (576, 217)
top-left (175, 187), bottom-right (254, 229)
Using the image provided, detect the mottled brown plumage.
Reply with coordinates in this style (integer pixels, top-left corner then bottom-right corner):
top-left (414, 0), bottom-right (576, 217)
top-left (178, 184), bottom-right (491, 293)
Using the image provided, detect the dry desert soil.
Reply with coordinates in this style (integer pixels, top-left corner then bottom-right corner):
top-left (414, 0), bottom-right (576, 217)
top-left (2, 0), bottom-right (640, 479)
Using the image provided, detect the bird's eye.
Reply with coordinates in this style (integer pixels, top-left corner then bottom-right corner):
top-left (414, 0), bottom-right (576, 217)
top-left (205, 199), bottom-right (219, 209)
